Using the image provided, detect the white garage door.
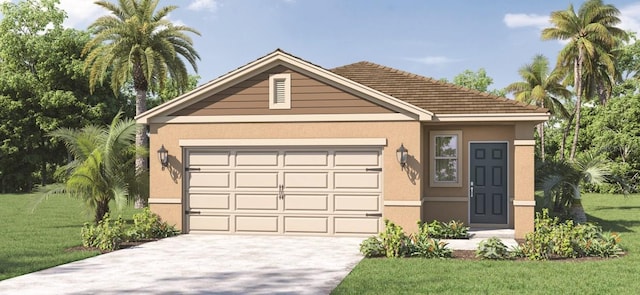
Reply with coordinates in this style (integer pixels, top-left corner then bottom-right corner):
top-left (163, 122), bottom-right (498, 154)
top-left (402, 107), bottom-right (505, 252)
top-left (185, 147), bottom-right (383, 235)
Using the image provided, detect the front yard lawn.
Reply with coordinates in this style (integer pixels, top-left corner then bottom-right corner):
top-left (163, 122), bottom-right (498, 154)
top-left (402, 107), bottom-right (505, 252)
top-left (0, 192), bottom-right (139, 281)
top-left (332, 193), bottom-right (640, 294)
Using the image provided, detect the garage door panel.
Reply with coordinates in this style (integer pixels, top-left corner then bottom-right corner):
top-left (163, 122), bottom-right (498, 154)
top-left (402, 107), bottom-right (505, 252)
top-left (334, 173), bottom-right (379, 189)
top-left (190, 172), bottom-right (230, 188)
top-left (236, 194), bottom-right (278, 210)
top-left (190, 194), bottom-right (229, 209)
top-left (189, 215), bottom-right (230, 231)
top-left (335, 194), bottom-right (379, 211)
top-left (186, 147), bottom-right (383, 236)
top-left (284, 217), bottom-right (328, 233)
top-left (284, 194), bottom-right (328, 211)
top-left (284, 151), bottom-right (328, 166)
top-left (335, 151), bottom-right (379, 166)
top-left (236, 216), bottom-right (278, 232)
top-left (334, 217), bottom-right (379, 234)
top-left (189, 152), bottom-right (230, 166)
top-left (236, 151), bottom-right (278, 166)
top-left (236, 172), bottom-right (278, 188)
top-left (284, 172), bottom-right (328, 188)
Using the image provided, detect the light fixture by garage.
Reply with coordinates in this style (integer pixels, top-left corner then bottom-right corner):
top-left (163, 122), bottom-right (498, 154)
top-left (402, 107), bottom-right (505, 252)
top-left (157, 145), bottom-right (169, 169)
top-left (396, 143), bottom-right (408, 170)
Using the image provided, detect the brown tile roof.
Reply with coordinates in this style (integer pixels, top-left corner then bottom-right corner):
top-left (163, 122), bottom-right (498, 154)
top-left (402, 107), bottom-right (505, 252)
top-left (331, 61), bottom-right (548, 114)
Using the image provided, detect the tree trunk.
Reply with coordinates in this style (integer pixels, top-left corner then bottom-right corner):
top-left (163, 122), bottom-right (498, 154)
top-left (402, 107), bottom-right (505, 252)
top-left (95, 199), bottom-right (110, 224)
top-left (560, 113), bottom-right (573, 161)
top-left (569, 50), bottom-right (584, 161)
top-left (134, 87), bottom-right (148, 208)
top-left (569, 199), bottom-right (587, 224)
top-left (538, 123), bottom-right (545, 161)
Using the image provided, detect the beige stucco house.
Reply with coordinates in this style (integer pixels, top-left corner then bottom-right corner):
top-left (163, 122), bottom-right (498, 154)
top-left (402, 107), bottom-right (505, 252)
top-left (136, 49), bottom-right (548, 239)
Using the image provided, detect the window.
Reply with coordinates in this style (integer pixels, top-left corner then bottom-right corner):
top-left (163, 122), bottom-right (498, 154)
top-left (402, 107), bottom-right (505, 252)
top-left (269, 73), bottom-right (291, 109)
top-left (430, 130), bottom-right (462, 187)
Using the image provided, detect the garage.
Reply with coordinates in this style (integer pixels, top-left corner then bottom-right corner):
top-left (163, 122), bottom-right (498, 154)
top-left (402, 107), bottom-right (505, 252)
top-left (183, 144), bottom-right (383, 235)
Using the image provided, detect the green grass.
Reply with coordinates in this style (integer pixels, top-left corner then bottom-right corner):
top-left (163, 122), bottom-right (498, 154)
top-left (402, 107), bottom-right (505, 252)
top-left (333, 193), bottom-right (640, 294)
top-left (0, 192), bottom-right (139, 281)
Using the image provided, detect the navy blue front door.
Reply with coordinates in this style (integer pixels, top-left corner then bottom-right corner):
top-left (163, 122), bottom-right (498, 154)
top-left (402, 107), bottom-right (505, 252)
top-left (470, 143), bottom-right (508, 224)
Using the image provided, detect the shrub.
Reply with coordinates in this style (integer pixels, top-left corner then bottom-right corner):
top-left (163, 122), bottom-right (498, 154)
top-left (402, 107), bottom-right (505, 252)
top-left (517, 209), bottom-right (624, 260)
top-left (359, 219), bottom-right (453, 259)
top-left (417, 220), bottom-right (469, 239)
top-left (359, 236), bottom-right (385, 258)
top-left (81, 209), bottom-right (179, 252)
top-left (476, 237), bottom-right (509, 260)
top-left (380, 219), bottom-right (412, 258)
top-left (126, 208), bottom-right (179, 240)
top-left (81, 213), bottom-right (126, 252)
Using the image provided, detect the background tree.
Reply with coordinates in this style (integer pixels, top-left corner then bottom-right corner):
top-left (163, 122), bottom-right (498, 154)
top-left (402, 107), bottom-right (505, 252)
top-left (442, 68), bottom-right (507, 96)
top-left (542, 0), bottom-right (626, 160)
top-left (50, 112), bottom-right (146, 223)
top-left (506, 55), bottom-right (571, 160)
top-left (83, 0), bottom-right (201, 206)
top-left (0, 0), bottom-right (123, 193)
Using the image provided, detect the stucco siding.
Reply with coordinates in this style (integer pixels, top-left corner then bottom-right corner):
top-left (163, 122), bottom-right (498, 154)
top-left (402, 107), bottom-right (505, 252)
top-left (149, 121), bottom-right (423, 232)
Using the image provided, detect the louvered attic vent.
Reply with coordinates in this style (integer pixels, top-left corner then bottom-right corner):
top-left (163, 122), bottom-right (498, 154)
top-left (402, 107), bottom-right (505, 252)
top-left (269, 73), bottom-right (291, 109)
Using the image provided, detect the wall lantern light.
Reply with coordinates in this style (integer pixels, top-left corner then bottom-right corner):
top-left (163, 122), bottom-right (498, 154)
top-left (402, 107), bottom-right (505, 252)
top-left (396, 143), bottom-right (408, 170)
top-left (157, 145), bottom-right (169, 169)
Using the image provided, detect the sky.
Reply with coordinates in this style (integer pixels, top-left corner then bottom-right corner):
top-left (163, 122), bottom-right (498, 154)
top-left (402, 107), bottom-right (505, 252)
top-left (12, 0), bottom-right (640, 93)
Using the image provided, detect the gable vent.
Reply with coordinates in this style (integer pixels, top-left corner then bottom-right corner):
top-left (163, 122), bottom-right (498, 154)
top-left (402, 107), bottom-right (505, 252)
top-left (274, 79), bottom-right (286, 104)
top-left (269, 73), bottom-right (291, 109)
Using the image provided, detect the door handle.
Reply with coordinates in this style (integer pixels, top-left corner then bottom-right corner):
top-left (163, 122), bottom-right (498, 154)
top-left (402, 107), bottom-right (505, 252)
top-left (470, 181), bottom-right (474, 198)
top-left (278, 184), bottom-right (284, 199)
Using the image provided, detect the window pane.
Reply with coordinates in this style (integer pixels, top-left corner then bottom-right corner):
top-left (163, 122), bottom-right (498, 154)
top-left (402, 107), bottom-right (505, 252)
top-left (435, 136), bottom-right (457, 158)
top-left (435, 159), bottom-right (457, 182)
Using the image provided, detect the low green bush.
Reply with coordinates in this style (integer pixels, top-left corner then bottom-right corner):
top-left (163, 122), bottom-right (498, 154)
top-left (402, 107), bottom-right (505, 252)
top-left (127, 208), bottom-right (180, 240)
top-left (81, 213), bottom-right (126, 252)
top-left (513, 209), bottom-right (624, 260)
top-left (359, 219), bottom-right (453, 259)
top-left (418, 220), bottom-right (469, 239)
top-left (81, 209), bottom-right (179, 252)
top-left (359, 236), bottom-right (385, 258)
top-left (476, 237), bottom-right (509, 260)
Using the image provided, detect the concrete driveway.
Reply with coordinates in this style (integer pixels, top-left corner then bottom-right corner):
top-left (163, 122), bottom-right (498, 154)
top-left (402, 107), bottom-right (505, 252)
top-left (0, 235), bottom-right (363, 295)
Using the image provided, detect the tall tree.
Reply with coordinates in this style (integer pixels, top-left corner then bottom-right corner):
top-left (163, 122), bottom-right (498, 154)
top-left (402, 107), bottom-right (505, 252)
top-left (542, 0), bottom-right (626, 160)
top-left (83, 0), bottom-right (200, 206)
top-left (506, 55), bottom-right (571, 160)
top-left (0, 0), bottom-right (121, 193)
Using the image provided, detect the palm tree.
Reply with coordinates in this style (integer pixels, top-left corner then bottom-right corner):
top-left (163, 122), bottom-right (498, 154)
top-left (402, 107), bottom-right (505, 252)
top-left (50, 112), bottom-right (148, 223)
top-left (83, 0), bottom-right (200, 206)
top-left (542, 0), bottom-right (626, 160)
top-left (506, 55), bottom-right (571, 161)
top-left (537, 152), bottom-right (611, 223)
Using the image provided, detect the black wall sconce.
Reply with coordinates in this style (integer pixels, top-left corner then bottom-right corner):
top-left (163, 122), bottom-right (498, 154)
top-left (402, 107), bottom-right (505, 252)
top-left (396, 143), bottom-right (408, 170)
top-left (157, 145), bottom-right (169, 169)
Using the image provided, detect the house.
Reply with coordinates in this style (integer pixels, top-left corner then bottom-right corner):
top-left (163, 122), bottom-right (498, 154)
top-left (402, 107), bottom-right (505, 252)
top-left (136, 49), bottom-right (548, 239)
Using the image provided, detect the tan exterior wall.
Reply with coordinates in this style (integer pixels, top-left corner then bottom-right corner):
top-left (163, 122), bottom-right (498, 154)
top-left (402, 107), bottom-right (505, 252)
top-left (514, 122), bottom-right (537, 238)
top-left (149, 121), bottom-right (423, 232)
top-left (150, 204), bottom-right (183, 230)
top-left (422, 124), bottom-right (516, 227)
top-left (384, 206), bottom-right (421, 233)
top-left (171, 65), bottom-right (394, 116)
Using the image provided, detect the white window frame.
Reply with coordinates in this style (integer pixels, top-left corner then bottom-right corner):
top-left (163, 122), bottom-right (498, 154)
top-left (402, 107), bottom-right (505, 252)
top-left (430, 130), bottom-right (462, 187)
top-left (269, 73), bottom-right (291, 110)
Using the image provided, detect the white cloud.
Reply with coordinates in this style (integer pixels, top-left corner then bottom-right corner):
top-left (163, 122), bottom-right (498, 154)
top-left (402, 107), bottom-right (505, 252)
top-left (57, 0), bottom-right (109, 29)
top-left (620, 3), bottom-right (640, 36)
top-left (406, 56), bottom-right (461, 66)
top-left (188, 0), bottom-right (219, 12)
top-left (503, 13), bottom-right (549, 29)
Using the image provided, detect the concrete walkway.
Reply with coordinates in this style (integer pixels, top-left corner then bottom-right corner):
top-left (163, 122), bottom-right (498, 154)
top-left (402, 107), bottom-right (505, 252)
top-left (0, 231), bottom-right (518, 295)
top-left (0, 235), bottom-right (363, 295)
